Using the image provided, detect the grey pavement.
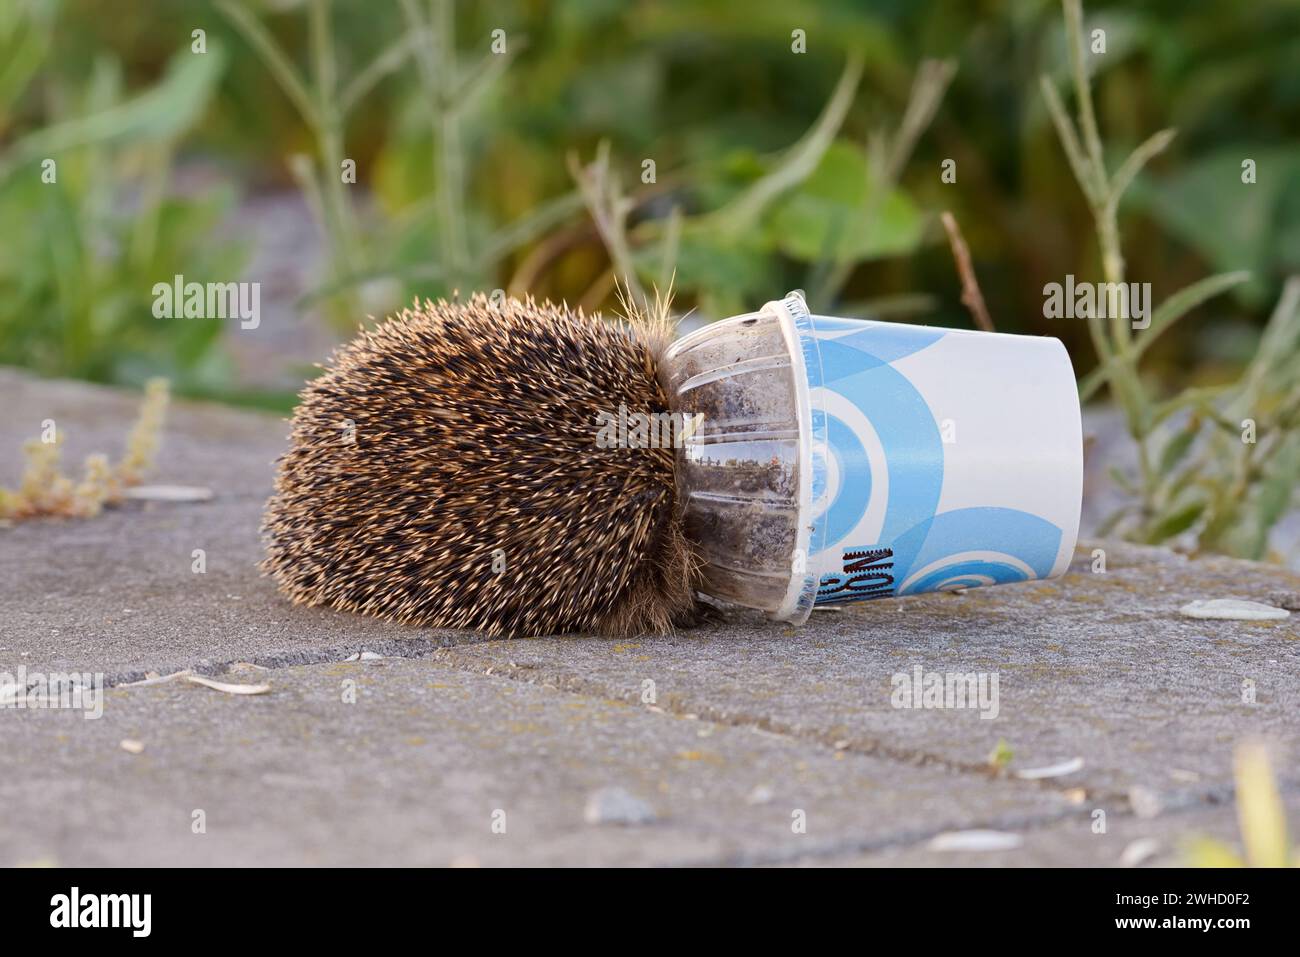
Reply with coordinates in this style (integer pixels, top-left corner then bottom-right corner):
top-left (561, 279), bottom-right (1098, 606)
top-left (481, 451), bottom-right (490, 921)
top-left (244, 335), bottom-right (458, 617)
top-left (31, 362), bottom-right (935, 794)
top-left (2, 368), bottom-right (1298, 866)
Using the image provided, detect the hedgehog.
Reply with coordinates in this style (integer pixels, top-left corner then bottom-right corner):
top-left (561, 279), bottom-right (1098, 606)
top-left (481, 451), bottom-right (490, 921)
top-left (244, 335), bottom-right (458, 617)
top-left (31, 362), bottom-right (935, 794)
top-left (261, 292), bottom-right (702, 638)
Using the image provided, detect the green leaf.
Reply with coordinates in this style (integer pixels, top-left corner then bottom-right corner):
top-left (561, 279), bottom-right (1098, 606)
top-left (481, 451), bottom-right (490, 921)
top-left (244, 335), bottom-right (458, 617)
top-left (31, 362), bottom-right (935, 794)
top-left (1148, 386), bottom-right (1231, 429)
top-left (1105, 128), bottom-right (1176, 216)
top-left (707, 52), bottom-right (863, 236)
top-left (1130, 148), bottom-right (1299, 307)
top-left (1161, 461), bottom-right (1202, 505)
top-left (1138, 271), bottom-right (1253, 358)
top-left (1145, 500), bottom-right (1206, 542)
top-left (0, 47), bottom-right (225, 179)
top-left (340, 34), bottom-right (415, 116)
top-left (1255, 444), bottom-right (1300, 534)
top-left (987, 739), bottom-right (1014, 769)
top-left (1095, 506), bottom-right (1133, 539)
top-left (658, 226), bottom-right (773, 301)
top-left (216, 0), bottom-right (317, 126)
top-left (766, 140), bottom-right (926, 264)
top-left (1079, 270), bottom-right (1251, 402)
top-left (0, 0), bottom-right (52, 117)
top-left (1107, 466), bottom-right (1137, 494)
top-left (1157, 425), bottom-right (1198, 475)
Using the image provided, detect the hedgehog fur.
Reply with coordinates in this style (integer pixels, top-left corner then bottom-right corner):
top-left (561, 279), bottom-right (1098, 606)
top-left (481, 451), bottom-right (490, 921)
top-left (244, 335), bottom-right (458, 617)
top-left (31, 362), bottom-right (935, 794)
top-left (261, 292), bottom-right (701, 638)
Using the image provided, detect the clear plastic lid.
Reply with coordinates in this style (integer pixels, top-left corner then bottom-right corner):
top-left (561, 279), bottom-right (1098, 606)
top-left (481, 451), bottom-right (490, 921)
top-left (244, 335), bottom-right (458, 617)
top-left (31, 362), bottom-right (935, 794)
top-left (660, 298), bottom-right (817, 622)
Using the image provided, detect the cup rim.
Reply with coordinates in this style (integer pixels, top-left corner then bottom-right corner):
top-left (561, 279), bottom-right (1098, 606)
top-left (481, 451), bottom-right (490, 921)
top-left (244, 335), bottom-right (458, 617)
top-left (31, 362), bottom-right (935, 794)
top-left (764, 291), bottom-right (820, 624)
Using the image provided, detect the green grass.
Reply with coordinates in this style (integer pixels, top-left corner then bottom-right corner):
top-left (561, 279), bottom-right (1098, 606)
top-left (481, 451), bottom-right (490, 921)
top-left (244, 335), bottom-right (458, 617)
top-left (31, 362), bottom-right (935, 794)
top-left (1043, 0), bottom-right (1300, 561)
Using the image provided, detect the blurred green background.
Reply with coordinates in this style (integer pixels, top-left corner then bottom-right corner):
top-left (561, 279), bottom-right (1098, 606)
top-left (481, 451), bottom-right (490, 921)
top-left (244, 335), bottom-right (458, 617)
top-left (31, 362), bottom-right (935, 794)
top-left (2, 0), bottom-right (1299, 557)
top-left (4, 0), bottom-right (1298, 398)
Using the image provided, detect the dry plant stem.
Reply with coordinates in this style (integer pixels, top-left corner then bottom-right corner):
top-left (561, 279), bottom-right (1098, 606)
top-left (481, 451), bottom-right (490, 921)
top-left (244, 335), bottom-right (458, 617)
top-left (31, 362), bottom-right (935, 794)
top-left (573, 54), bottom-right (867, 313)
top-left (0, 378), bottom-right (169, 521)
top-left (217, 0), bottom-right (367, 324)
top-left (710, 52), bottom-right (865, 238)
top-left (117, 378), bottom-right (169, 485)
top-left (569, 141), bottom-right (650, 313)
top-left (506, 219), bottom-right (595, 296)
top-left (1234, 740), bottom-right (1291, 868)
top-left (939, 211), bottom-right (994, 332)
top-left (815, 58), bottom-right (955, 306)
top-left (1063, 0), bottom-right (1106, 202)
top-left (657, 206), bottom-right (684, 298)
top-left (309, 0), bottom-right (361, 279)
top-left (578, 266), bottom-right (618, 314)
top-left (479, 189), bottom-right (585, 271)
top-left (398, 0), bottom-right (469, 287)
top-left (432, 0), bottom-right (469, 284)
top-left (507, 179), bottom-right (682, 295)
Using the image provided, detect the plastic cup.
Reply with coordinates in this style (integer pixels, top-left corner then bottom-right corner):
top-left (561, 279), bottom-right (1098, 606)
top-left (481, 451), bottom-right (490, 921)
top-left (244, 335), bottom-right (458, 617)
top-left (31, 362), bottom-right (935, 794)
top-left (661, 291), bottom-right (1083, 624)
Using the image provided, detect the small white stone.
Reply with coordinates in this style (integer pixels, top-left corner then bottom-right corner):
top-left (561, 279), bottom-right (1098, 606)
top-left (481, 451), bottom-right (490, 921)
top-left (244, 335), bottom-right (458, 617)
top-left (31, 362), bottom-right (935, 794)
top-left (122, 484), bottom-right (214, 502)
top-left (928, 829), bottom-right (1023, 852)
top-left (1179, 599), bottom-right (1289, 621)
top-left (583, 787), bottom-right (656, 826)
top-left (1119, 837), bottom-right (1161, 868)
top-left (1015, 756), bottom-right (1084, 780)
top-left (1129, 785), bottom-right (1163, 819)
top-left (745, 784), bottom-right (774, 805)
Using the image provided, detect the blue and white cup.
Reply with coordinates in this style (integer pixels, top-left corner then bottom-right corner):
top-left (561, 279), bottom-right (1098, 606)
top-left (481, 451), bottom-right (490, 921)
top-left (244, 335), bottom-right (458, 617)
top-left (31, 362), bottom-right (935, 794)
top-left (662, 291), bottom-right (1083, 624)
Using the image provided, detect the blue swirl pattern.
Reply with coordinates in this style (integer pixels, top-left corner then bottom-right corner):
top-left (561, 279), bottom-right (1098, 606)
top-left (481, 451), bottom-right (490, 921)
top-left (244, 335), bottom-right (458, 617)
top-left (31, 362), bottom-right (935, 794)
top-left (792, 309), bottom-right (1064, 604)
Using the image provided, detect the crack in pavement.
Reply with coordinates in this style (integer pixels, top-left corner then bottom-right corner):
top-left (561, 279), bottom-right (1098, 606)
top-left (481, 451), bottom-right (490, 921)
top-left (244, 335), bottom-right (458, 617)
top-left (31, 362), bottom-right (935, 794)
top-left (58, 626), bottom-right (1271, 863)
top-left (420, 644), bottom-right (1145, 805)
top-left (672, 807), bottom-right (1091, 867)
top-left (671, 787), bottom-right (1243, 867)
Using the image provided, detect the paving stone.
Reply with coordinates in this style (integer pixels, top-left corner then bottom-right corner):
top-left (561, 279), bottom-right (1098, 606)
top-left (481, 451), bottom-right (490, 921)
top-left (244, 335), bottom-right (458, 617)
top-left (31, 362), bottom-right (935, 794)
top-left (0, 657), bottom-right (1075, 866)
top-left (3, 370), bottom-right (1297, 865)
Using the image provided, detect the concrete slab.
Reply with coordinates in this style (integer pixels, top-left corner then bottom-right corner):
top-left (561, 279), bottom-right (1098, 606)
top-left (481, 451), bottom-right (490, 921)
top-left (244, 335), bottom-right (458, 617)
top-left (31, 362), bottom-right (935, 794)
top-left (829, 791), bottom-right (1300, 868)
top-left (0, 369), bottom-right (470, 680)
top-left (0, 656), bottom-right (1076, 867)
top-left (430, 549), bottom-right (1300, 806)
top-left (3, 369), bottom-right (1298, 865)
